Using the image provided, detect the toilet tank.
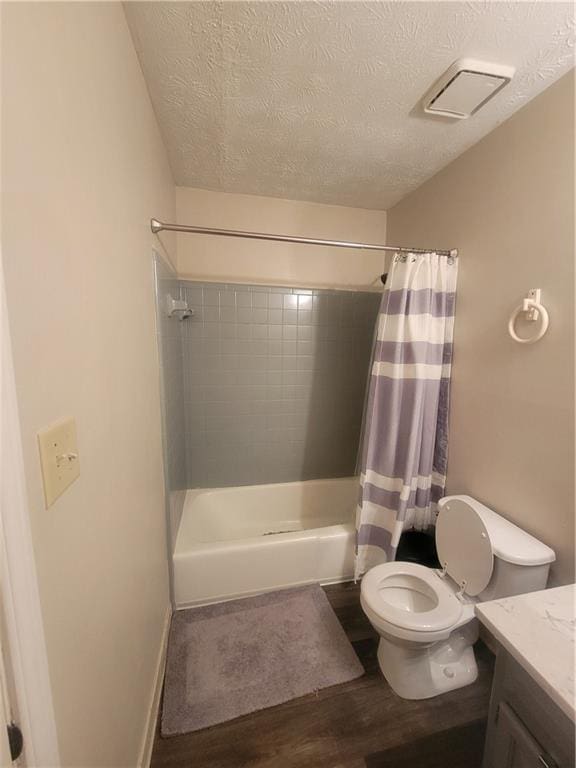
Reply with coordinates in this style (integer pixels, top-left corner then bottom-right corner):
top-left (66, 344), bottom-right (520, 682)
top-left (479, 556), bottom-right (552, 601)
top-left (437, 496), bottom-right (556, 601)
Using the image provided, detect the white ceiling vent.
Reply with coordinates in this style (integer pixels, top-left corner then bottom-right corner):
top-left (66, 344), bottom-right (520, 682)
top-left (423, 59), bottom-right (515, 120)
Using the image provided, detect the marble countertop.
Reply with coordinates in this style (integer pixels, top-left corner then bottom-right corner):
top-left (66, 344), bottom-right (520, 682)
top-left (476, 584), bottom-right (575, 722)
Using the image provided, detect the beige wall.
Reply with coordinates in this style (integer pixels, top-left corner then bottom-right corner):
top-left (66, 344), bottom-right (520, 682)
top-left (174, 186), bottom-right (387, 290)
top-left (1, 3), bottom-right (175, 766)
top-left (388, 71), bottom-right (575, 585)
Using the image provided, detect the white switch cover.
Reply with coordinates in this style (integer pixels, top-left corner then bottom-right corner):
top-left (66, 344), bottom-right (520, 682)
top-left (37, 418), bottom-right (80, 508)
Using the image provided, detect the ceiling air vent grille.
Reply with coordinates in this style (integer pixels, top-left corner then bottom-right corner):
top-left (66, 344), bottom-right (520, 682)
top-left (422, 59), bottom-right (515, 119)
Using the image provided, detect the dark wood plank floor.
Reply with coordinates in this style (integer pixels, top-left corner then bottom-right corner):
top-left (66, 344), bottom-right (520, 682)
top-left (364, 719), bottom-right (487, 768)
top-left (151, 582), bottom-right (494, 768)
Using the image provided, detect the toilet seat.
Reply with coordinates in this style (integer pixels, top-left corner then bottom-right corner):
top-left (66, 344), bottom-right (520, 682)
top-left (361, 561), bottom-right (463, 633)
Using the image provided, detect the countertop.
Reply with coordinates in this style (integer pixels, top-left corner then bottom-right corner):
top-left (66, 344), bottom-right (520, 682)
top-left (476, 584), bottom-right (575, 722)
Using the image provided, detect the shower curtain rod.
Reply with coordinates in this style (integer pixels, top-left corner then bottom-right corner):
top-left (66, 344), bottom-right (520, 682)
top-left (150, 218), bottom-right (457, 257)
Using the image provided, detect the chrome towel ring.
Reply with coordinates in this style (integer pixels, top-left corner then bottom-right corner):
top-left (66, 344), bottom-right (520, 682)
top-left (508, 289), bottom-right (549, 344)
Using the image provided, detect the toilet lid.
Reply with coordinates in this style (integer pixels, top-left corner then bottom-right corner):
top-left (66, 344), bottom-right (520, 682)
top-left (436, 498), bottom-right (494, 596)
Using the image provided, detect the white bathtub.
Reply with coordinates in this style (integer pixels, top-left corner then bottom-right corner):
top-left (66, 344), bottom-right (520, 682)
top-left (173, 477), bottom-right (358, 607)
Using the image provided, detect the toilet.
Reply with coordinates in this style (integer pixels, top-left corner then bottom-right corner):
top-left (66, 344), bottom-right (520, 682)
top-left (360, 495), bottom-right (555, 700)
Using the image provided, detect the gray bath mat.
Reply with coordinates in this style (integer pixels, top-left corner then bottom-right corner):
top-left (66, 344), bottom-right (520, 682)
top-left (161, 584), bottom-right (364, 735)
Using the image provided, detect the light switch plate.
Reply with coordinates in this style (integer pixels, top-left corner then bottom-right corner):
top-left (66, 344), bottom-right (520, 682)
top-left (37, 418), bottom-right (80, 508)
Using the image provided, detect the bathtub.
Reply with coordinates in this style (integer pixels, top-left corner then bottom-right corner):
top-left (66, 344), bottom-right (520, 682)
top-left (173, 477), bottom-right (358, 607)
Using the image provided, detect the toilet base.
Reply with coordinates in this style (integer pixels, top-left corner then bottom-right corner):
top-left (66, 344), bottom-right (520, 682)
top-left (376, 619), bottom-right (479, 699)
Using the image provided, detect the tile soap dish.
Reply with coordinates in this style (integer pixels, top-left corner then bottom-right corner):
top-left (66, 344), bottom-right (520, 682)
top-left (166, 295), bottom-right (194, 320)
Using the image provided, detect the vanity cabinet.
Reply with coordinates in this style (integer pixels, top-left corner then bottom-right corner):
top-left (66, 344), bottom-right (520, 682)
top-left (483, 650), bottom-right (575, 768)
top-left (491, 701), bottom-right (556, 768)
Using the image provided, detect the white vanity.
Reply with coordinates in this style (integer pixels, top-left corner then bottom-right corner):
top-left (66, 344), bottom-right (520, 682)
top-left (477, 584), bottom-right (575, 768)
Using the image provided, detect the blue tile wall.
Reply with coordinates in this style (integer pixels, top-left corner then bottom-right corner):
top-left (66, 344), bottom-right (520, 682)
top-left (179, 280), bottom-right (381, 488)
top-left (153, 255), bottom-right (187, 551)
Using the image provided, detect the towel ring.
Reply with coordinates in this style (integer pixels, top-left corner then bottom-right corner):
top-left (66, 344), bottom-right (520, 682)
top-left (508, 289), bottom-right (549, 345)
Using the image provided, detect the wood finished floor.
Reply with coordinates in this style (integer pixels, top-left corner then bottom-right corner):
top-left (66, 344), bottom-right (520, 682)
top-left (151, 582), bottom-right (494, 768)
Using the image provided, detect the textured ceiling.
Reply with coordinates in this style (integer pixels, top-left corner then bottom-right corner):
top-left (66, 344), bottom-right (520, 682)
top-left (125, 1), bottom-right (574, 210)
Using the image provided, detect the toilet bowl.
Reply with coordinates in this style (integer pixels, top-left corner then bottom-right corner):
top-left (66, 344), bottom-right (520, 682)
top-left (361, 561), bottom-right (478, 698)
top-left (360, 495), bottom-right (556, 700)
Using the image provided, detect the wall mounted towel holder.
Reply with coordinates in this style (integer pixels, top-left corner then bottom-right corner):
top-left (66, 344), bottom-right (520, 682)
top-left (508, 289), bottom-right (549, 344)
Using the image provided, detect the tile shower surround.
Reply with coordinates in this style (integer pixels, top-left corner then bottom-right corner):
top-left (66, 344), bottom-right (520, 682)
top-left (154, 256), bottom-right (187, 552)
top-left (179, 280), bottom-right (381, 488)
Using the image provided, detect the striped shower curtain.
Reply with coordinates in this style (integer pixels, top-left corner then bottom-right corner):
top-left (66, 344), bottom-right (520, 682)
top-left (355, 252), bottom-right (458, 578)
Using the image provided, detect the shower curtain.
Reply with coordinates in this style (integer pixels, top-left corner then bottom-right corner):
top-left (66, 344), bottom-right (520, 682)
top-left (355, 252), bottom-right (458, 578)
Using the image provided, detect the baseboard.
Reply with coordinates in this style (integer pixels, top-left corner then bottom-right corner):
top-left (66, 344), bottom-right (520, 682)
top-left (138, 604), bottom-right (172, 768)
